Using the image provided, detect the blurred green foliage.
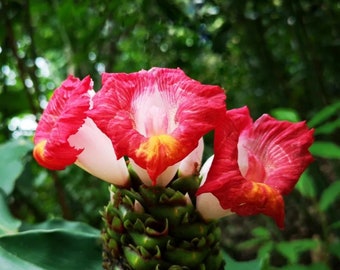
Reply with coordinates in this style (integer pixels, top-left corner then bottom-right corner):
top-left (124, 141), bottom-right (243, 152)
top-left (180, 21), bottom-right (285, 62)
top-left (0, 0), bottom-right (339, 269)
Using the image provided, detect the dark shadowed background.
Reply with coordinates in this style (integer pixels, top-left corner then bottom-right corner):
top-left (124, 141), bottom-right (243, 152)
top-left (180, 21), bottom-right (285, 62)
top-left (0, 1), bottom-right (339, 269)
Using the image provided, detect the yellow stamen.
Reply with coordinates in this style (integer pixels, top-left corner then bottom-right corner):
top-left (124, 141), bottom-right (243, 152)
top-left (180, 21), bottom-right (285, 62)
top-left (33, 140), bottom-right (47, 161)
top-left (246, 182), bottom-right (278, 204)
top-left (136, 134), bottom-right (180, 161)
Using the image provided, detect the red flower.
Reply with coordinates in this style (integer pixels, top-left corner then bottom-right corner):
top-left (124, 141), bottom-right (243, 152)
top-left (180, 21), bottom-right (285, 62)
top-left (197, 107), bottom-right (314, 228)
top-left (33, 75), bottom-right (92, 169)
top-left (33, 75), bottom-right (129, 186)
top-left (89, 67), bottom-right (226, 185)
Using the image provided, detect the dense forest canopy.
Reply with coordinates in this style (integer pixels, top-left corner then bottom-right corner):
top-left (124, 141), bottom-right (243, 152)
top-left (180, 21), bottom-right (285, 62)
top-left (0, 1), bottom-right (339, 269)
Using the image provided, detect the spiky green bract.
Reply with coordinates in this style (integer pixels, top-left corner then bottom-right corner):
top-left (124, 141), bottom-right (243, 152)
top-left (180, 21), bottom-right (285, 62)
top-left (101, 174), bottom-right (225, 270)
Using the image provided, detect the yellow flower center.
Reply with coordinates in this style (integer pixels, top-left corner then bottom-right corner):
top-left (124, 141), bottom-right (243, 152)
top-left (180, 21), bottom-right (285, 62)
top-left (33, 140), bottom-right (47, 161)
top-left (136, 134), bottom-right (180, 162)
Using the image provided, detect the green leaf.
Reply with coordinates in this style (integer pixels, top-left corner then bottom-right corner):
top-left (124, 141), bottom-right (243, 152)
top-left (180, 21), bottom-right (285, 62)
top-left (237, 237), bottom-right (266, 250)
top-left (329, 220), bottom-right (340, 230)
top-left (0, 220), bottom-right (102, 270)
top-left (19, 218), bottom-right (100, 235)
top-left (258, 241), bottom-right (274, 259)
top-left (0, 139), bottom-right (33, 195)
top-left (309, 141), bottom-right (340, 159)
top-left (252, 227), bottom-right (271, 239)
top-left (0, 245), bottom-right (44, 270)
top-left (270, 108), bottom-right (300, 122)
top-left (329, 241), bottom-right (340, 259)
top-left (295, 171), bottom-right (316, 198)
top-left (275, 262), bottom-right (330, 270)
top-left (237, 227), bottom-right (271, 250)
top-left (308, 101), bottom-right (340, 128)
top-left (0, 192), bottom-right (21, 236)
top-left (319, 181), bottom-right (340, 211)
top-left (314, 118), bottom-right (340, 135)
top-left (222, 252), bottom-right (264, 270)
top-left (275, 239), bottom-right (318, 264)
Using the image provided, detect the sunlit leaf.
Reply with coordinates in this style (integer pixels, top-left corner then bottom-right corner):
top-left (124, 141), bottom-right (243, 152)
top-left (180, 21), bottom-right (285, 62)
top-left (252, 227), bottom-right (271, 239)
top-left (0, 139), bottom-right (33, 195)
top-left (270, 108), bottom-right (300, 122)
top-left (309, 141), bottom-right (340, 159)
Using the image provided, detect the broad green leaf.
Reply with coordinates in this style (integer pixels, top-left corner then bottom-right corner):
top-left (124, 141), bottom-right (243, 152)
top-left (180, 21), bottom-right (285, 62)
top-left (270, 108), bottom-right (300, 122)
top-left (308, 101), bottom-right (340, 128)
top-left (319, 181), bottom-right (340, 211)
top-left (0, 222), bottom-right (102, 270)
top-left (0, 139), bottom-right (33, 195)
top-left (0, 245), bottom-right (44, 270)
top-left (275, 262), bottom-right (330, 270)
top-left (0, 192), bottom-right (21, 236)
top-left (222, 252), bottom-right (264, 270)
top-left (309, 141), bottom-right (340, 159)
top-left (295, 171), bottom-right (316, 198)
top-left (19, 218), bottom-right (100, 234)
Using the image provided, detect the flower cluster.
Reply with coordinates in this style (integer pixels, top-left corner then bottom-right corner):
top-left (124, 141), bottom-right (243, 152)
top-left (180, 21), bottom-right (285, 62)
top-left (33, 67), bottom-right (314, 228)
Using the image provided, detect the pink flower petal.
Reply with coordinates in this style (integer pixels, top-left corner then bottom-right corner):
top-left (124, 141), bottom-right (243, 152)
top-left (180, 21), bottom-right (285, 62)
top-left (89, 67), bottom-right (226, 185)
top-left (197, 107), bottom-right (314, 228)
top-left (33, 75), bottom-right (92, 170)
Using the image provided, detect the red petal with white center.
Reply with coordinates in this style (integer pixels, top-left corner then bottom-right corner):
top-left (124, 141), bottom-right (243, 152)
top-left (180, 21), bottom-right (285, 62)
top-left (68, 118), bottom-right (129, 186)
top-left (33, 75), bottom-right (92, 170)
top-left (89, 68), bottom-right (226, 184)
top-left (197, 107), bottom-right (314, 228)
top-left (239, 114), bottom-right (314, 194)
